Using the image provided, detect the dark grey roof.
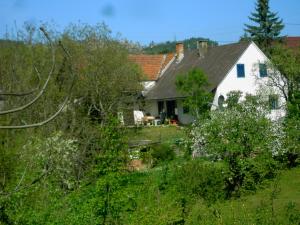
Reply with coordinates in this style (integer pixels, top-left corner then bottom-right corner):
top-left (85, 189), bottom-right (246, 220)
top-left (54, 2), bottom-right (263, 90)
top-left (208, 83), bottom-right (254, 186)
top-left (145, 41), bottom-right (251, 100)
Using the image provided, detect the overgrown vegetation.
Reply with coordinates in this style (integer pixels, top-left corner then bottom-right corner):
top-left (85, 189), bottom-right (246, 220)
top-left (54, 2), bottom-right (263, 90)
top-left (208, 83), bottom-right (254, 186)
top-left (0, 21), bottom-right (299, 225)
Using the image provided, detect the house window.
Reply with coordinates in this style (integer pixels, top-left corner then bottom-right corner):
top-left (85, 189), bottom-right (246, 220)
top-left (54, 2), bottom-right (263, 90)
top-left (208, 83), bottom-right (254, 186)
top-left (269, 95), bottom-right (279, 110)
top-left (259, 63), bottom-right (268, 77)
top-left (237, 64), bottom-right (245, 78)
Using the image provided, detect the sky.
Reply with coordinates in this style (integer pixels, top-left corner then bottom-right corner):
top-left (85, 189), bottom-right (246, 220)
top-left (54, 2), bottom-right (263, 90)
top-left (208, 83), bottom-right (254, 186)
top-left (1, 0), bottom-right (300, 45)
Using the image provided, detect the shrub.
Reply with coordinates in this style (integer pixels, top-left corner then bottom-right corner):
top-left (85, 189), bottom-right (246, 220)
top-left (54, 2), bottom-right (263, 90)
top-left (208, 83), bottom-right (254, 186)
top-left (190, 93), bottom-right (283, 196)
top-left (241, 155), bottom-right (279, 192)
top-left (94, 116), bottom-right (129, 175)
top-left (282, 117), bottom-right (300, 168)
top-left (23, 131), bottom-right (79, 190)
top-left (172, 160), bottom-right (228, 204)
top-left (150, 143), bottom-right (175, 166)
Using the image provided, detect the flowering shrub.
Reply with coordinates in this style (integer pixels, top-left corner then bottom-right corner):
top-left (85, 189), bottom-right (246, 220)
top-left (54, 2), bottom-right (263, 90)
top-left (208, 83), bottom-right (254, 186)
top-left (191, 94), bottom-right (284, 159)
top-left (24, 131), bottom-right (79, 190)
top-left (190, 93), bottom-right (284, 195)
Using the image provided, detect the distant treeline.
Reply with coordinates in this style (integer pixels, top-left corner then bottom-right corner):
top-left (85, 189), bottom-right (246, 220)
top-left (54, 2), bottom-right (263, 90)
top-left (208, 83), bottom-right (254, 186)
top-left (143, 37), bottom-right (218, 54)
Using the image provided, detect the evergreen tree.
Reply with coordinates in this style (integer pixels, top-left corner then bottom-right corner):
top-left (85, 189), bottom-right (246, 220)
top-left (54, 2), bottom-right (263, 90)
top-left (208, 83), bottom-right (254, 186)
top-left (244, 0), bottom-right (284, 52)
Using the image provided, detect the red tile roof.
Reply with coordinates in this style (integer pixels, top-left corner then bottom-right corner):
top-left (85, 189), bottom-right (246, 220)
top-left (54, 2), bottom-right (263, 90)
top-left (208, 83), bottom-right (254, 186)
top-left (284, 37), bottom-right (300, 50)
top-left (129, 53), bottom-right (175, 81)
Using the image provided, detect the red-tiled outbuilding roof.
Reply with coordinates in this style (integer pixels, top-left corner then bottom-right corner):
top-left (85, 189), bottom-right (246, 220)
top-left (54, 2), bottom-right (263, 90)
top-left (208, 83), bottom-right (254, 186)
top-left (129, 53), bottom-right (175, 81)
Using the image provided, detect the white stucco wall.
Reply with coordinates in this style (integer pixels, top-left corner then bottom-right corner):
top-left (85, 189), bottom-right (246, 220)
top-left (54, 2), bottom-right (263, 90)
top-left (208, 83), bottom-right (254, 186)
top-left (212, 42), bottom-right (286, 119)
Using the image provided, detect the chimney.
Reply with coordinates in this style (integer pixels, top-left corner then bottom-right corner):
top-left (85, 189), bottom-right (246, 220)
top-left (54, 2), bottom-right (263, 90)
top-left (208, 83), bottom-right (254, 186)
top-left (176, 42), bottom-right (184, 62)
top-left (197, 40), bottom-right (208, 58)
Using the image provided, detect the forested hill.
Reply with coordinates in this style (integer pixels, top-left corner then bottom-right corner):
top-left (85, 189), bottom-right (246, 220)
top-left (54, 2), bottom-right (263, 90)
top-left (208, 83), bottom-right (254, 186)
top-left (143, 37), bottom-right (218, 54)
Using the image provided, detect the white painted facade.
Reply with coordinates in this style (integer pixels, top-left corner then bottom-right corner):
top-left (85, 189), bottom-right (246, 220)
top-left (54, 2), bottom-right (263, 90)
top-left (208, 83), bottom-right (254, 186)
top-left (211, 42), bottom-right (286, 120)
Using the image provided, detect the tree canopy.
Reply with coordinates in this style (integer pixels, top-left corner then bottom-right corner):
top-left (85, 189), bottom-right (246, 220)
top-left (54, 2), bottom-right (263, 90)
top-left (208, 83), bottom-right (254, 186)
top-left (176, 69), bottom-right (212, 118)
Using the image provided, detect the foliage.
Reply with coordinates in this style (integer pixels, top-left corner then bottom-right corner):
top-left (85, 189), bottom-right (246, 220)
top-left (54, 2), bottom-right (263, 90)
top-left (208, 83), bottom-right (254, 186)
top-left (244, 0), bottom-right (284, 52)
top-left (191, 93), bottom-right (281, 159)
top-left (1, 21), bottom-right (299, 225)
top-left (0, 22), bottom-right (142, 224)
top-left (176, 69), bottom-right (213, 118)
top-left (281, 117), bottom-right (300, 168)
top-left (23, 131), bottom-right (79, 190)
top-left (93, 173), bottom-right (134, 224)
top-left (61, 23), bottom-right (143, 123)
top-left (225, 90), bottom-right (242, 108)
top-left (173, 160), bottom-right (227, 204)
top-left (150, 143), bottom-right (175, 166)
top-left (4, 160), bottom-right (299, 225)
top-left (267, 45), bottom-right (300, 167)
top-left (191, 92), bottom-right (283, 196)
top-left (94, 116), bottom-right (129, 176)
top-left (268, 44), bottom-right (300, 112)
top-left (185, 167), bottom-right (300, 225)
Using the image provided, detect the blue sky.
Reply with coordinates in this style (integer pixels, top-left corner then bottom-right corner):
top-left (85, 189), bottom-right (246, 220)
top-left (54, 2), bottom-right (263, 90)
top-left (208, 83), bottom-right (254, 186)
top-left (1, 0), bottom-right (300, 45)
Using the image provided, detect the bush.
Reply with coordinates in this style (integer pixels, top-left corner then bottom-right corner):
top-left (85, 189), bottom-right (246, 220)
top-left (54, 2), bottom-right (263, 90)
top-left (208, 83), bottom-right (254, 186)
top-left (172, 160), bottom-right (228, 204)
top-left (150, 143), bottom-right (175, 166)
top-left (190, 93), bottom-right (283, 196)
top-left (241, 155), bottom-right (279, 192)
top-left (23, 131), bottom-right (79, 190)
top-left (282, 117), bottom-right (300, 168)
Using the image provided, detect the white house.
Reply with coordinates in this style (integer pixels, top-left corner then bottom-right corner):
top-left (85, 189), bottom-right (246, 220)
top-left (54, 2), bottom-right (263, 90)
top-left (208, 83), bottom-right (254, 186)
top-left (132, 41), bottom-right (285, 124)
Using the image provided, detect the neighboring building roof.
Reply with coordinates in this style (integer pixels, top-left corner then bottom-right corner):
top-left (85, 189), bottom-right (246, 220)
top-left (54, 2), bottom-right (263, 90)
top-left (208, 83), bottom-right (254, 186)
top-left (129, 53), bottom-right (175, 81)
top-left (283, 37), bottom-right (300, 50)
top-left (145, 41), bottom-right (251, 100)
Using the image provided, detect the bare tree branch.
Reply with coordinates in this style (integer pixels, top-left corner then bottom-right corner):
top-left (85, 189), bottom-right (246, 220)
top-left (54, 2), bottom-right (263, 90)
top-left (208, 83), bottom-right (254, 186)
top-left (0, 27), bottom-right (55, 115)
top-left (0, 27), bottom-right (76, 129)
top-left (0, 97), bottom-right (68, 129)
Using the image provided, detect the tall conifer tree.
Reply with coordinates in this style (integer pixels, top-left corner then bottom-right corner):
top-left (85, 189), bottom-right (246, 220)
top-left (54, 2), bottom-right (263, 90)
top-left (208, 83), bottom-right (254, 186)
top-left (245, 0), bottom-right (284, 52)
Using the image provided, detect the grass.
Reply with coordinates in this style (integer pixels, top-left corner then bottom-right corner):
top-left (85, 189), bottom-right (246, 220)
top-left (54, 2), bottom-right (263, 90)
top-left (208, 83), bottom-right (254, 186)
top-left (125, 125), bottom-right (187, 144)
top-left (187, 167), bottom-right (300, 224)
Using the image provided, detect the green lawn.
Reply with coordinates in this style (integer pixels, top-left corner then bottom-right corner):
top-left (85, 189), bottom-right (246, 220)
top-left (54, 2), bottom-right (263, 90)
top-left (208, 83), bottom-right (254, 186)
top-left (125, 125), bottom-right (187, 144)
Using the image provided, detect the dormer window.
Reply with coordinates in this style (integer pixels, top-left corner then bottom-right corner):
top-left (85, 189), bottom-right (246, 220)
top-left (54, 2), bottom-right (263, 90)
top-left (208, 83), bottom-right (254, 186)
top-left (259, 63), bottom-right (268, 77)
top-left (237, 64), bottom-right (245, 78)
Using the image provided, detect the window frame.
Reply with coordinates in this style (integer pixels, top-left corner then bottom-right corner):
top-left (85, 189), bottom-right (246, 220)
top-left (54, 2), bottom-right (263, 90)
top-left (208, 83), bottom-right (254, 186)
top-left (259, 63), bottom-right (268, 77)
top-left (236, 64), bottom-right (245, 78)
